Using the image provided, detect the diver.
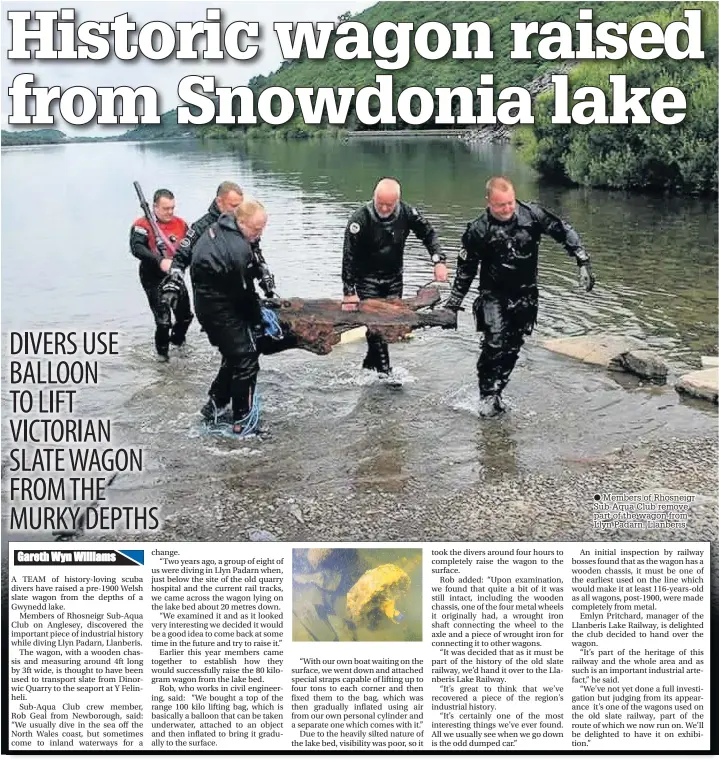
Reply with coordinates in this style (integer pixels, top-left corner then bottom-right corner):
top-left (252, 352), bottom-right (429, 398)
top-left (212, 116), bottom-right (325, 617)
top-left (167, 181), bottom-right (276, 298)
top-left (341, 177), bottom-right (448, 379)
top-left (191, 199), bottom-right (293, 435)
top-left (129, 188), bottom-right (193, 360)
top-left (444, 176), bottom-right (595, 417)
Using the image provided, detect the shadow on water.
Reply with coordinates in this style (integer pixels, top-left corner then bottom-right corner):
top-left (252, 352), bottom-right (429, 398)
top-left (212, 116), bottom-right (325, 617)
top-left (1, 138), bottom-right (717, 543)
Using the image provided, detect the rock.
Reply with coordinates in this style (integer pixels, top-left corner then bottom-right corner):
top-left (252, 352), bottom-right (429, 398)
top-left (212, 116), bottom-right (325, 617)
top-left (460, 64), bottom-right (575, 144)
top-left (542, 335), bottom-right (645, 366)
top-left (701, 356), bottom-right (719, 368)
top-left (608, 349), bottom-right (669, 384)
top-left (247, 528), bottom-right (278, 541)
top-left (327, 614), bottom-right (355, 641)
top-left (281, 502), bottom-right (305, 524)
top-left (340, 326), bottom-right (367, 344)
top-left (307, 548), bottom-right (335, 570)
top-left (293, 570), bottom-right (342, 592)
top-left (292, 616), bottom-right (316, 642)
top-left (307, 548), bottom-right (335, 569)
top-left (675, 368), bottom-right (718, 404)
top-left (460, 123), bottom-right (513, 144)
top-left (293, 585), bottom-right (337, 641)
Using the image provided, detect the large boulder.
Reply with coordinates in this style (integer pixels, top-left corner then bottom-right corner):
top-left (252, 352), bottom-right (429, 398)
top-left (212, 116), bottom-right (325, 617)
top-left (675, 368), bottom-right (718, 404)
top-left (542, 335), bottom-right (668, 382)
top-left (608, 349), bottom-right (669, 384)
top-left (542, 335), bottom-right (644, 366)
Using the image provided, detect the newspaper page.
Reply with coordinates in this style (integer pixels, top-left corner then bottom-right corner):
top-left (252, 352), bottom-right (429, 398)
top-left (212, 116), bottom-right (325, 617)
top-left (5, 540), bottom-right (712, 752)
top-left (2, 0), bottom-right (717, 757)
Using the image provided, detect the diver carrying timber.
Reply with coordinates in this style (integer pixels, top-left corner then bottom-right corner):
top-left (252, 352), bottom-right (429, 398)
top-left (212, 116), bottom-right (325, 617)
top-left (444, 176), bottom-right (595, 418)
top-left (342, 177), bottom-right (449, 384)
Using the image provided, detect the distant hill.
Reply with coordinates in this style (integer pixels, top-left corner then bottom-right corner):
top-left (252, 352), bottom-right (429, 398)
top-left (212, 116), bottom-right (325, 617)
top-left (1, 128), bottom-right (122, 146)
top-left (115, 109), bottom-right (196, 142)
top-left (1, 129), bottom-right (67, 145)
top-left (120, 1), bottom-right (669, 141)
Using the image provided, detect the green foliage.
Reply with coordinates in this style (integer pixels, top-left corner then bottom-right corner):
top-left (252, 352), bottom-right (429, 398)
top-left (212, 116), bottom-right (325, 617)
top-left (1, 129), bottom-right (67, 145)
top-left (524, 3), bottom-right (718, 194)
top-left (193, 1), bottom-right (667, 140)
top-left (113, 1), bottom-right (715, 194)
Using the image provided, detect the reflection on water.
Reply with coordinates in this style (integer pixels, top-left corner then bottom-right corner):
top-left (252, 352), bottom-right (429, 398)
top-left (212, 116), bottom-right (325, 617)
top-left (1, 138), bottom-right (716, 543)
top-left (292, 548), bottom-right (422, 642)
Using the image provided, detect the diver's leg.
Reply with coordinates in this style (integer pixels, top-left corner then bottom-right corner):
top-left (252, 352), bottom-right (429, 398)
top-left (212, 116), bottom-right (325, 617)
top-left (493, 291), bottom-right (538, 405)
top-left (144, 282), bottom-right (171, 359)
top-left (170, 281), bottom-right (194, 346)
top-left (476, 295), bottom-right (508, 416)
top-left (357, 278), bottom-right (383, 371)
top-left (230, 353), bottom-right (260, 434)
top-left (377, 277), bottom-right (403, 377)
top-left (201, 357), bottom-right (232, 421)
top-left (363, 331), bottom-right (386, 372)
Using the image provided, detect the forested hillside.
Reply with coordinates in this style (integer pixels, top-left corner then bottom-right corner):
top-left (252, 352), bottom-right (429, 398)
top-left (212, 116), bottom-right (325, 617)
top-left (120, 2), bottom-right (667, 140)
top-left (1, 129), bottom-right (67, 145)
top-left (118, 1), bottom-right (717, 194)
top-left (202, 1), bottom-right (668, 137)
top-left (517, 3), bottom-right (717, 194)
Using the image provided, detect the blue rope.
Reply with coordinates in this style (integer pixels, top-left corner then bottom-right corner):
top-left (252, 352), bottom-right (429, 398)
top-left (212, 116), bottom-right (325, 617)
top-left (226, 308), bottom-right (280, 437)
top-left (234, 391), bottom-right (261, 437)
top-left (261, 307), bottom-right (283, 339)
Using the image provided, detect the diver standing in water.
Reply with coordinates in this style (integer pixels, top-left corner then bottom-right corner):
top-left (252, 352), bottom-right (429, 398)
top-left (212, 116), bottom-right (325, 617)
top-left (165, 181), bottom-right (277, 297)
top-left (444, 176), bottom-right (595, 417)
top-left (191, 199), bottom-right (293, 435)
top-left (130, 188), bottom-right (193, 361)
top-left (342, 177), bottom-right (447, 380)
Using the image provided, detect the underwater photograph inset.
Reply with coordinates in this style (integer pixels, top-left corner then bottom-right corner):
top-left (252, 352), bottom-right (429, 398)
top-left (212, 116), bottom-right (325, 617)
top-left (292, 548), bottom-right (422, 642)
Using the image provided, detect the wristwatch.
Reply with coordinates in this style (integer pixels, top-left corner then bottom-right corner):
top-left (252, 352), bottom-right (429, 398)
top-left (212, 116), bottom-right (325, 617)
top-left (431, 253), bottom-right (444, 264)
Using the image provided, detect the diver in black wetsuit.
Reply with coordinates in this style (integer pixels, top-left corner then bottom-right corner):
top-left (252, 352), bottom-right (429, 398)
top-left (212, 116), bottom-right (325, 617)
top-left (444, 176), bottom-right (595, 417)
top-left (191, 199), bottom-right (294, 434)
top-left (341, 177), bottom-right (448, 378)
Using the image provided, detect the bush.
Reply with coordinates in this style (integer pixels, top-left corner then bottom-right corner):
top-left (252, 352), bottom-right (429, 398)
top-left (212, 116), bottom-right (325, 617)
top-left (523, 3), bottom-right (718, 195)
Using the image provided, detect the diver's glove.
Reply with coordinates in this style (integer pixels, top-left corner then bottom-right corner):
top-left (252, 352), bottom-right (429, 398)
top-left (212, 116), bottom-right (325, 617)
top-left (443, 292), bottom-right (464, 312)
top-left (161, 269), bottom-right (184, 291)
top-left (160, 270), bottom-right (184, 309)
top-left (578, 261), bottom-right (595, 292)
top-left (262, 295), bottom-right (283, 309)
top-left (258, 264), bottom-right (276, 298)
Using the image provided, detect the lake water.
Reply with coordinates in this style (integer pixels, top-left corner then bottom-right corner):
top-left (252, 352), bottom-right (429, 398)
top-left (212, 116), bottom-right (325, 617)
top-left (2, 137), bottom-right (717, 542)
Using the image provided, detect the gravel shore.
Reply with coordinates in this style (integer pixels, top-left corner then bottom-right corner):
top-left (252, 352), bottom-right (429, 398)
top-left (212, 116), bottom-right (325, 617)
top-left (153, 431), bottom-right (717, 546)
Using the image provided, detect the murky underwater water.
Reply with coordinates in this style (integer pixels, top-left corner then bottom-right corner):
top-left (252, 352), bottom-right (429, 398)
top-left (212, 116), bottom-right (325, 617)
top-left (292, 548), bottom-right (423, 642)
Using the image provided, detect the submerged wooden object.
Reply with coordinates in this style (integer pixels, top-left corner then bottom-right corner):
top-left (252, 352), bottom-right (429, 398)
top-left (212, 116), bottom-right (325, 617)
top-left (268, 286), bottom-right (456, 355)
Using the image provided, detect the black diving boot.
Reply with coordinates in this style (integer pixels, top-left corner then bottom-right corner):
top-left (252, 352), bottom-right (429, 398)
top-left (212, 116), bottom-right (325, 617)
top-left (201, 396), bottom-right (231, 424)
top-left (479, 394), bottom-right (505, 418)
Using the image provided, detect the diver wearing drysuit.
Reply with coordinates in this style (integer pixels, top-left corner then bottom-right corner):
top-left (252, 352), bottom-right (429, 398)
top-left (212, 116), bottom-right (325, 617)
top-left (342, 177), bottom-right (447, 377)
top-left (129, 188), bottom-right (193, 360)
top-left (191, 199), bottom-right (290, 434)
top-left (167, 181), bottom-right (276, 297)
top-left (445, 176), bottom-right (595, 417)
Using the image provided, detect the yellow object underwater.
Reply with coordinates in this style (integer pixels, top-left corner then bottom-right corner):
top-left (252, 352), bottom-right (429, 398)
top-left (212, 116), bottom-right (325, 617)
top-left (346, 563), bottom-right (410, 625)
